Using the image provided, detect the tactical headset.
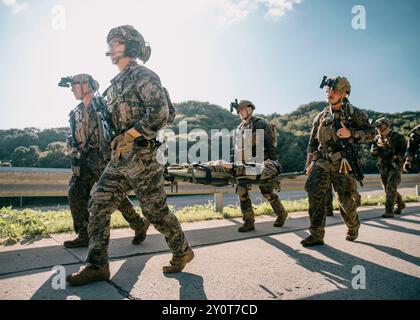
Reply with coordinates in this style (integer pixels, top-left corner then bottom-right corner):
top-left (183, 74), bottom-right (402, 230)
top-left (106, 40), bottom-right (151, 63)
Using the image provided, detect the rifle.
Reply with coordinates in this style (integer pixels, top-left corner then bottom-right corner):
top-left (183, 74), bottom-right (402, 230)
top-left (332, 98), bottom-right (365, 187)
top-left (91, 89), bottom-right (115, 161)
top-left (69, 111), bottom-right (81, 177)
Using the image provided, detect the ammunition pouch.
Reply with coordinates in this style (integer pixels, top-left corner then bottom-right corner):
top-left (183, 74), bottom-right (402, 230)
top-left (135, 138), bottom-right (162, 149)
top-left (328, 151), bottom-right (343, 163)
top-left (324, 140), bottom-right (341, 154)
top-left (318, 140), bottom-right (343, 163)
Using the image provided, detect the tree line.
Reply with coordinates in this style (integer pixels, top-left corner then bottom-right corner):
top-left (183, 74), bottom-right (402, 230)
top-left (0, 101), bottom-right (418, 173)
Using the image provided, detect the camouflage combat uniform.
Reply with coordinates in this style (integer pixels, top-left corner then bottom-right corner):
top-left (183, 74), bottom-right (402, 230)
top-left (305, 105), bottom-right (374, 240)
top-left (371, 130), bottom-right (406, 216)
top-left (68, 101), bottom-right (144, 239)
top-left (405, 125), bottom-right (420, 168)
top-left (86, 61), bottom-right (191, 268)
top-left (325, 144), bottom-right (363, 217)
top-left (234, 116), bottom-right (287, 225)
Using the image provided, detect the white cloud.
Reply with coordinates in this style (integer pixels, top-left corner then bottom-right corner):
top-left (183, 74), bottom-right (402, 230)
top-left (2, 0), bottom-right (27, 14)
top-left (217, 0), bottom-right (258, 26)
top-left (257, 0), bottom-right (302, 18)
top-left (216, 0), bottom-right (302, 25)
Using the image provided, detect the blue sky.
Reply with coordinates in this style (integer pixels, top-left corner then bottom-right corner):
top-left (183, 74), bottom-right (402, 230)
top-left (0, 0), bottom-right (419, 129)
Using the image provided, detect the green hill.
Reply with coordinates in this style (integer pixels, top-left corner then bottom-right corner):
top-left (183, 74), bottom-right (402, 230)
top-left (1, 101), bottom-right (418, 172)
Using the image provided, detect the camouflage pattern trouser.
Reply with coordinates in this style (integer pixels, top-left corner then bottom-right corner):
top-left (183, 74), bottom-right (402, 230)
top-left (87, 148), bottom-right (191, 268)
top-left (305, 164), bottom-right (360, 240)
top-left (380, 166), bottom-right (404, 214)
top-left (237, 184), bottom-right (287, 222)
top-left (325, 188), bottom-right (334, 216)
top-left (68, 159), bottom-right (143, 237)
top-left (325, 187), bottom-right (362, 215)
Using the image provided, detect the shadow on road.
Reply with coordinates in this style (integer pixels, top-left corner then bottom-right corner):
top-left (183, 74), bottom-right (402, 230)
top-left (1, 209), bottom-right (419, 300)
top-left (260, 230), bottom-right (420, 299)
top-left (355, 241), bottom-right (420, 267)
top-left (364, 218), bottom-right (420, 237)
top-left (164, 272), bottom-right (207, 300)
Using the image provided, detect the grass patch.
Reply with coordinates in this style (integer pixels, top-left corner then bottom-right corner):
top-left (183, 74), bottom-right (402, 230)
top-left (1, 194), bottom-right (419, 245)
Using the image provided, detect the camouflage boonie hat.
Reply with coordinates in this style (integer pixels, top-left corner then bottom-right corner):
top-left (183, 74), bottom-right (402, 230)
top-left (375, 117), bottom-right (391, 128)
top-left (71, 74), bottom-right (99, 91)
top-left (236, 100), bottom-right (256, 112)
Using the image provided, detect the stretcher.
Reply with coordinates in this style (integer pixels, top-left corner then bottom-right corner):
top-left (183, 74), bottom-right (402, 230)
top-left (165, 161), bottom-right (305, 192)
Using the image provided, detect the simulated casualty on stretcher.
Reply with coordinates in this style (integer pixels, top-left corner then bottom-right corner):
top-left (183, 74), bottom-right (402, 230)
top-left (165, 159), bottom-right (305, 190)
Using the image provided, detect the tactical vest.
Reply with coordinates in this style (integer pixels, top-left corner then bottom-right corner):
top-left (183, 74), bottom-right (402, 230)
top-left (235, 117), bottom-right (278, 162)
top-left (376, 132), bottom-right (395, 154)
top-left (316, 106), bottom-right (355, 163)
top-left (70, 104), bottom-right (100, 153)
top-left (107, 67), bottom-right (145, 135)
top-left (376, 131), bottom-right (402, 167)
top-left (107, 63), bottom-right (172, 135)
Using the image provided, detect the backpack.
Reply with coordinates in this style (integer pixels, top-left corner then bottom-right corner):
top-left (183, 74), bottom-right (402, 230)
top-left (163, 87), bottom-right (176, 126)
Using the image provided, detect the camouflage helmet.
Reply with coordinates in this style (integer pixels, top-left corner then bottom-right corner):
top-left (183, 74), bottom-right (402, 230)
top-left (374, 117), bottom-right (391, 129)
top-left (409, 124), bottom-right (420, 137)
top-left (332, 76), bottom-right (351, 95)
top-left (236, 100), bottom-right (256, 112)
top-left (106, 25), bottom-right (151, 63)
top-left (71, 74), bottom-right (99, 92)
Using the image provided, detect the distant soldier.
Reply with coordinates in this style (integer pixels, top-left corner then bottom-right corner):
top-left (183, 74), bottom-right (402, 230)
top-left (404, 124), bottom-right (420, 172)
top-left (66, 26), bottom-right (193, 287)
top-left (303, 76), bottom-right (374, 247)
top-left (371, 118), bottom-right (406, 218)
top-left (230, 100), bottom-right (288, 232)
top-left (64, 74), bottom-right (149, 248)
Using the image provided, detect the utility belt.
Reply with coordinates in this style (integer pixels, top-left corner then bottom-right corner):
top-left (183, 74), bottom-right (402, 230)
top-left (316, 141), bottom-right (343, 163)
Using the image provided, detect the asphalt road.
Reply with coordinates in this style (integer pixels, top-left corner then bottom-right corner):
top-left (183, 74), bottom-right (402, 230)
top-left (1, 203), bottom-right (419, 300)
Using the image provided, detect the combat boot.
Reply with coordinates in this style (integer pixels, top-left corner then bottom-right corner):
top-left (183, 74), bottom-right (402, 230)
top-left (394, 202), bottom-right (406, 215)
top-left (382, 211), bottom-right (394, 218)
top-left (132, 217), bottom-right (150, 245)
top-left (238, 220), bottom-right (255, 232)
top-left (300, 235), bottom-right (324, 247)
top-left (346, 224), bottom-right (360, 242)
top-left (64, 233), bottom-right (89, 248)
top-left (66, 264), bottom-right (110, 287)
top-left (163, 248), bottom-right (195, 273)
top-left (273, 212), bottom-right (288, 227)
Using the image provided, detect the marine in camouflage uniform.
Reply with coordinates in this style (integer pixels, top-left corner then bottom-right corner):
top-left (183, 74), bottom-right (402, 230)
top-left (67, 26), bottom-right (193, 287)
top-left (232, 100), bottom-right (288, 232)
top-left (65, 74), bottom-right (149, 249)
top-left (326, 145), bottom-right (363, 217)
top-left (404, 124), bottom-right (420, 172)
top-left (371, 118), bottom-right (407, 218)
top-left (302, 76), bottom-right (374, 247)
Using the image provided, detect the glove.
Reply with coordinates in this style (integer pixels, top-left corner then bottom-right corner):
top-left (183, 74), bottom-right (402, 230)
top-left (403, 160), bottom-right (412, 173)
top-left (72, 166), bottom-right (80, 177)
top-left (111, 132), bottom-right (135, 161)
